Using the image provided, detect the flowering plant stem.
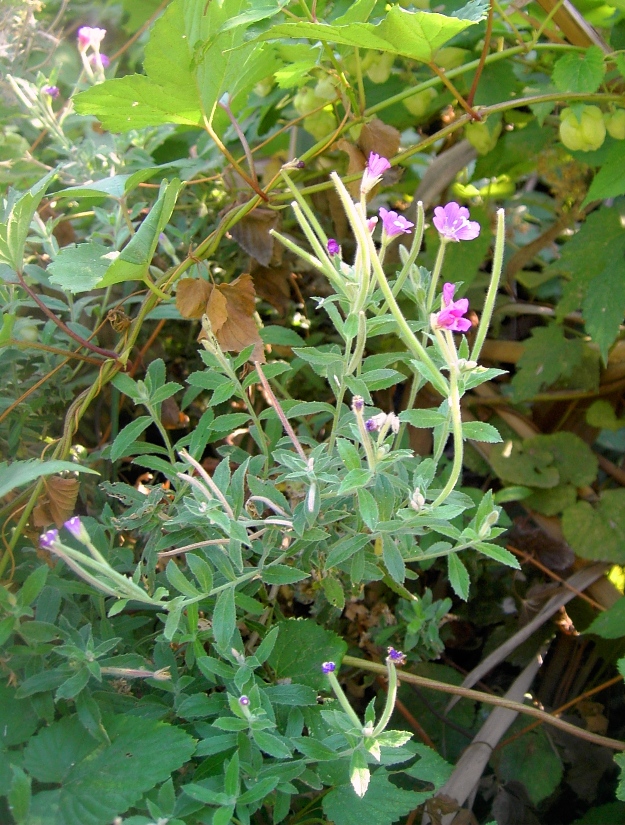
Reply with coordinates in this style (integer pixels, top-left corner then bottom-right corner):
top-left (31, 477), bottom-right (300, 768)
top-left (426, 238), bottom-right (449, 313)
top-left (324, 670), bottom-right (366, 730)
top-left (471, 208), bottom-right (506, 361)
top-left (371, 660), bottom-right (399, 737)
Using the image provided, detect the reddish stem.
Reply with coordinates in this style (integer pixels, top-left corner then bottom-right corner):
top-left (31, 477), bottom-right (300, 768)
top-left (467, 0), bottom-right (495, 107)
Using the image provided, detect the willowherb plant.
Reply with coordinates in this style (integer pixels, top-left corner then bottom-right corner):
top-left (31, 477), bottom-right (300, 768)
top-left (34, 155), bottom-right (516, 815)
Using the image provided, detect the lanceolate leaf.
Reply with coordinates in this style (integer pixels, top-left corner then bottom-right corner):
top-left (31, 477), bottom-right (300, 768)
top-left (0, 460), bottom-right (98, 500)
top-left (0, 171), bottom-right (56, 271)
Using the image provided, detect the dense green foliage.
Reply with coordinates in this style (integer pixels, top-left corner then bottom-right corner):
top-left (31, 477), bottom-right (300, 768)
top-left (3, 0), bottom-right (625, 823)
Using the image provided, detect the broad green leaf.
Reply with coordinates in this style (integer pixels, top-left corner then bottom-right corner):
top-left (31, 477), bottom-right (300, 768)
top-left (267, 619), bottom-right (347, 689)
top-left (511, 324), bottom-right (586, 401)
top-left (553, 46), bottom-right (605, 93)
top-left (357, 487), bottom-right (379, 530)
top-left (8, 766), bottom-right (31, 825)
top-left (447, 553), bottom-right (469, 600)
top-left (586, 399), bottom-right (625, 431)
top-left (264, 684), bottom-right (317, 706)
top-left (23, 715), bottom-right (196, 825)
top-left (493, 722), bottom-right (563, 804)
top-left (349, 749), bottom-right (370, 798)
top-left (325, 534), bottom-right (372, 569)
top-left (586, 596), bottom-right (625, 638)
top-left (562, 489), bottom-right (625, 563)
top-left (403, 743), bottom-right (453, 791)
top-left (323, 769), bottom-right (425, 825)
top-left (97, 179), bottom-right (182, 287)
top-left (584, 141), bottom-right (625, 205)
top-left (48, 243), bottom-right (112, 294)
top-left (0, 684), bottom-right (38, 747)
top-left (0, 459), bottom-right (99, 500)
top-left (0, 170), bottom-right (56, 270)
top-left (529, 432), bottom-right (597, 487)
top-left (582, 258), bottom-right (625, 362)
top-left (490, 440), bottom-right (560, 489)
top-left (258, 5), bottom-right (484, 64)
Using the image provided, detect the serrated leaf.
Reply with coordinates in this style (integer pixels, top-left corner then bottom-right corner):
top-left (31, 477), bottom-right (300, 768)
top-left (186, 553), bottom-right (213, 593)
top-left (447, 553), bottom-right (470, 600)
top-left (357, 487), bottom-right (379, 530)
top-left (0, 459), bottom-right (98, 500)
top-left (494, 723), bottom-right (563, 804)
top-left (252, 729), bottom-right (292, 759)
top-left (475, 542), bottom-right (520, 569)
top-left (166, 560), bottom-right (201, 598)
top-left (48, 243), bottom-right (112, 293)
top-left (350, 750), bottom-right (370, 798)
top-left (267, 619), bottom-right (347, 689)
top-left (258, 5), bottom-right (483, 64)
top-left (552, 46), bottom-right (605, 94)
top-left (462, 421), bottom-right (502, 443)
top-left (586, 596), bottom-right (625, 639)
top-left (23, 715), bottom-right (196, 825)
top-left (584, 141), bottom-right (625, 205)
top-left (490, 439), bottom-right (560, 489)
top-left (399, 409), bottom-right (446, 428)
top-left (511, 325), bottom-right (586, 401)
top-left (261, 565), bottom-right (309, 585)
top-left (109, 417), bottom-right (152, 462)
top-left (582, 259), bottom-right (625, 362)
top-left (323, 769), bottom-right (424, 825)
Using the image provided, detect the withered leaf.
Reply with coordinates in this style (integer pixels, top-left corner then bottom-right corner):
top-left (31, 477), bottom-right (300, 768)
top-left (176, 278), bottom-right (212, 319)
top-left (202, 274), bottom-right (265, 363)
top-left (228, 208), bottom-right (279, 266)
top-left (358, 118), bottom-right (401, 160)
top-left (336, 138), bottom-right (367, 197)
top-left (33, 476), bottom-right (79, 528)
top-left (251, 262), bottom-right (294, 315)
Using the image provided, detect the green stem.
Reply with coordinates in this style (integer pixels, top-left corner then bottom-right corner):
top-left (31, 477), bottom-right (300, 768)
top-left (372, 661), bottom-right (399, 737)
top-left (391, 201), bottom-right (425, 300)
top-left (426, 238), bottom-right (449, 314)
top-left (471, 208), bottom-right (505, 362)
top-left (431, 365), bottom-right (463, 508)
top-left (354, 48), bottom-right (366, 114)
top-left (325, 670), bottom-right (363, 730)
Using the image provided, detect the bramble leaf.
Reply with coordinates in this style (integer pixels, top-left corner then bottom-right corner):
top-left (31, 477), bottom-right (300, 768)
top-left (552, 46), bottom-right (605, 93)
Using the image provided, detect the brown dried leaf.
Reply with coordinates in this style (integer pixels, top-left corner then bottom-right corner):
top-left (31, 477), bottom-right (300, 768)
top-left (161, 396), bottom-right (190, 430)
top-left (251, 262), bottom-right (294, 315)
top-left (33, 476), bottom-right (79, 528)
top-left (358, 118), bottom-right (401, 160)
top-left (204, 274), bottom-right (265, 363)
top-left (335, 138), bottom-right (366, 197)
top-left (176, 278), bottom-right (212, 319)
top-left (229, 208), bottom-right (279, 266)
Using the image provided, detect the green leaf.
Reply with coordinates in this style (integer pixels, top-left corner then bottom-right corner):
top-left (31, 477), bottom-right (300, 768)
top-left (252, 729), bottom-right (292, 759)
top-left (323, 769), bottom-right (425, 825)
top-left (0, 684), bottom-right (38, 747)
top-left (490, 439), bottom-right (560, 489)
top-left (325, 534), bottom-right (372, 569)
top-left (383, 535), bottom-right (406, 584)
top-left (584, 141), bottom-right (625, 205)
top-left (582, 259), bottom-right (625, 362)
top-left (562, 489), bottom-right (625, 563)
top-left (475, 542), bottom-right (520, 569)
top-left (109, 417), bottom-right (152, 462)
top-left (166, 560), bottom-right (201, 598)
top-left (23, 715), bottom-right (196, 825)
top-left (261, 565), bottom-right (309, 585)
top-left (447, 553), bottom-right (469, 600)
top-left (399, 409), bottom-right (446, 428)
top-left (264, 684), bottom-right (318, 706)
top-left (9, 766), bottom-right (31, 825)
top-left (97, 179), bottom-right (182, 287)
top-left (53, 168), bottom-right (171, 200)
top-left (0, 170), bottom-right (56, 270)
top-left (213, 588), bottom-right (236, 649)
top-left (186, 553), bottom-right (214, 593)
top-left (357, 487), bottom-right (379, 530)
top-left (349, 750), bottom-right (370, 798)
top-left (511, 324), bottom-right (586, 401)
top-left (0, 459), bottom-right (99, 500)
top-left (552, 46), bottom-right (605, 93)
top-left (48, 243), bottom-right (112, 294)
top-left (493, 723), bottom-right (563, 804)
top-left (337, 468), bottom-right (373, 494)
top-left (403, 743), bottom-right (453, 791)
top-left (18, 566), bottom-right (48, 607)
top-left (259, 5), bottom-right (484, 64)
top-left (586, 399), bottom-right (625, 431)
top-left (462, 421), bottom-right (502, 443)
top-left (267, 619), bottom-right (347, 689)
top-left (586, 596), bottom-right (625, 638)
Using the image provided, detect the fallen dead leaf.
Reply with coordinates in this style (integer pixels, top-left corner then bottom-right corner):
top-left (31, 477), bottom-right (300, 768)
top-left (251, 262), bottom-right (294, 315)
top-left (358, 117), bottom-right (401, 160)
top-left (176, 278), bottom-right (212, 319)
top-left (33, 475), bottom-right (79, 528)
top-left (199, 273), bottom-right (265, 363)
top-left (228, 208), bottom-right (280, 266)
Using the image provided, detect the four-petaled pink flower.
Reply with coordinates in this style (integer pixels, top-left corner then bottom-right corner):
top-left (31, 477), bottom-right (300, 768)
top-left (379, 207), bottom-right (414, 239)
top-left (432, 282), bottom-right (471, 333)
top-left (361, 152), bottom-right (392, 194)
top-left (433, 202), bottom-right (480, 242)
top-left (77, 26), bottom-right (106, 52)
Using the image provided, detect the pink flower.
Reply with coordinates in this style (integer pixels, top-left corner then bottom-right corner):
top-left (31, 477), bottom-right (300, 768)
top-left (39, 529), bottom-right (59, 550)
top-left (77, 26), bottom-right (106, 52)
top-left (366, 216), bottom-right (378, 232)
top-left (379, 207), bottom-right (414, 239)
top-left (43, 85), bottom-right (59, 98)
top-left (327, 238), bottom-right (340, 256)
top-left (432, 282), bottom-right (471, 332)
top-left (361, 152), bottom-right (391, 194)
top-left (433, 202), bottom-right (480, 242)
top-left (90, 53), bottom-right (110, 68)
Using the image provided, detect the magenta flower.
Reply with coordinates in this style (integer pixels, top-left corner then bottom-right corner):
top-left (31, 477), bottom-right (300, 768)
top-left (361, 152), bottom-right (391, 194)
top-left (432, 282), bottom-right (471, 333)
top-left (77, 26), bottom-right (106, 52)
top-left (379, 207), bottom-right (414, 239)
top-left (327, 238), bottom-right (340, 256)
top-left (43, 85), bottom-right (59, 98)
top-left (366, 216), bottom-right (378, 233)
top-left (239, 695), bottom-right (250, 706)
top-left (89, 53), bottom-right (110, 68)
top-left (64, 516), bottom-right (90, 543)
top-left (433, 202), bottom-right (480, 242)
top-left (39, 529), bottom-right (59, 550)
top-left (322, 661), bottom-right (336, 673)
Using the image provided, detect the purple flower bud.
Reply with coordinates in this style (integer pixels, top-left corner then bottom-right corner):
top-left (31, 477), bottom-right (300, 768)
top-left (322, 661), bottom-right (336, 673)
top-left (89, 53), bottom-right (110, 68)
top-left (361, 152), bottom-right (392, 194)
top-left (43, 85), bottom-right (59, 99)
top-left (351, 396), bottom-right (364, 413)
top-left (366, 216), bottom-right (378, 233)
top-left (327, 238), bottom-right (340, 256)
top-left (239, 695), bottom-right (250, 706)
top-left (296, 160), bottom-right (306, 169)
top-left (379, 207), bottom-right (414, 239)
top-left (64, 516), bottom-right (90, 544)
top-left (386, 647), bottom-right (406, 665)
top-left (39, 529), bottom-right (59, 550)
top-left (365, 418), bottom-right (377, 432)
top-left (432, 202), bottom-right (480, 242)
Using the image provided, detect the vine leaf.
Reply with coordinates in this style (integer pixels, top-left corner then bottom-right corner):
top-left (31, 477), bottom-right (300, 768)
top-left (552, 45), bottom-right (605, 93)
